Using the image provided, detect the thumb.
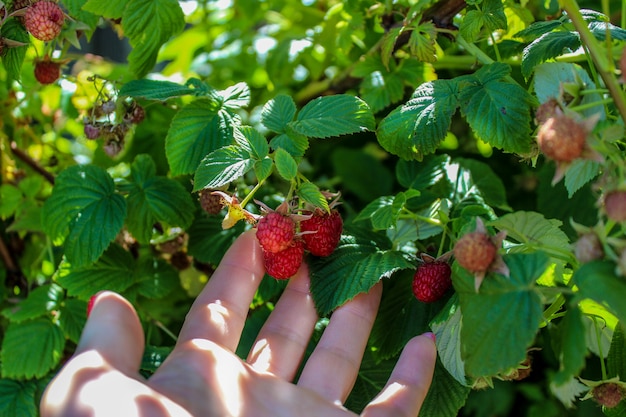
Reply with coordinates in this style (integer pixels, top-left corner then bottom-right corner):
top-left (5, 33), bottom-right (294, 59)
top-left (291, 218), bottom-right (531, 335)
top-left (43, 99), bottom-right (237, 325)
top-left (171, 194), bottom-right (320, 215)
top-left (76, 291), bottom-right (145, 375)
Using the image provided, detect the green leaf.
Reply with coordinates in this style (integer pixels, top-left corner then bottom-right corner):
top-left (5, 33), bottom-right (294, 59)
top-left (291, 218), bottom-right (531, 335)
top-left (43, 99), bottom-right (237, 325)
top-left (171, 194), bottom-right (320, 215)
top-left (419, 359), bottom-right (470, 417)
top-left (58, 298), bottom-right (88, 344)
top-left (377, 79), bottom-right (459, 160)
top-left (296, 182), bottom-right (329, 212)
top-left (408, 22), bottom-right (438, 63)
top-left (42, 165), bottom-right (126, 268)
top-left (370, 270), bottom-right (445, 361)
top-left (552, 305), bottom-right (587, 386)
top-left (187, 216), bottom-right (243, 265)
top-left (608, 323), bottom-right (626, 379)
top-left (193, 145), bottom-right (255, 191)
top-left (119, 79), bottom-right (197, 100)
top-left (126, 155), bottom-right (195, 243)
top-left (589, 21), bottom-right (626, 41)
top-left (534, 62), bottom-right (605, 119)
top-left (274, 148), bottom-right (298, 181)
top-left (82, 0), bottom-right (127, 18)
top-left (380, 27), bottom-right (402, 70)
top-left (261, 95), bottom-right (297, 133)
top-left (1, 284), bottom-right (64, 323)
top-left (234, 126), bottom-right (269, 160)
top-left (254, 158), bottom-right (274, 182)
top-left (431, 296), bottom-right (467, 386)
top-left (573, 261), bottom-right (626, 325)
top-left (454, 252), bottom-right (546, 377)
top-left (0, 379), bottom-right (38, 417)
top-left (564, 159), bottom-right (601, 198)
top-left (460, 10), bottom-right (485, 42)
top-left (459, 0), bottom-right (506, 42)
top-left (331, 148), bottom-right (393, 202)
top-left (457, 158), bottom-right (511, 211)
top-left (396, 154), bottom-right (450, 190)
top-left (1, 20), bottom-right (30, 81)
top-left (55, 244), bottom-right (135, 299)
top-left (345, 349), bottom-right (395, 414)
top-left (354, 196), bottom-right (394, 226)
top-left (141, 345), bottom-right (173, 375)
top-left (489, 211), bottom-right (570, 259)
top-left (521, 31), bottom-right (581, 78)
top-left (459, 63), bottom-right (534, 154)
top-left (122, 0), bottom-right (185, 77)
top-left (1, 318), bottom-right (65, 379)
top-left (359, 71), bottom-right (405, 113)
top-left (289, 95), bottom-right (375, 139)
top-left (309, 230), bottom-right (414, 316)
top-left (219, 82), bottom-right (250, 110)
top-left (165, 99), bottom-right (235, 176)
top-left (514, 20), bottom-right (563, 41)
top-left (0, 185), bottom-right (22, 219)
top-left (269, 129), bottom-right (310, 157)
top-left (63, 0), bottom-right (100, 30)
top-left (133, 257), bottom-right (179, 299)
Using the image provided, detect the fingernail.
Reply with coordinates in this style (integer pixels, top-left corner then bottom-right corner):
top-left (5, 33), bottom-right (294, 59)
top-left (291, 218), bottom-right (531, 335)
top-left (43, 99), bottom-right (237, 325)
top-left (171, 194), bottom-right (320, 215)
top-left (87, 294), bottom-right (98, 318)
top-left (423, 332), bottom-right (436, 343)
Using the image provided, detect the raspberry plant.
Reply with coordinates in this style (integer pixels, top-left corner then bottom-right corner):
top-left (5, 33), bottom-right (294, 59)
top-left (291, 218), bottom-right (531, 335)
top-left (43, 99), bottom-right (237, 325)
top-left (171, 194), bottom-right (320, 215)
top-left (1, 0), bottom-right (626, 416)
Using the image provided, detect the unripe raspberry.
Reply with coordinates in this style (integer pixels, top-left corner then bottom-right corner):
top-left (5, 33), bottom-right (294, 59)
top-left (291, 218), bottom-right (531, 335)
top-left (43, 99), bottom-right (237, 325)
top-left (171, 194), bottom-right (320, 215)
top-left (454, 231), bottom-right (497, 273)
top-left (591, 382), bottom-right (625, 408)
top-left (604, 190), bottom-right (626, 222)
top-left (537, 114), bottom-right (587, 162)
top-left (199, 189), bottom-right (224, 215)
top-left (83, 122), bottom-right (102, 139)
top-left (24, 1), bottom-right (64, 42)
top-left (574, 232), bottom-right (604, 263)
top-left (535, 99), bottom-right (560, 125)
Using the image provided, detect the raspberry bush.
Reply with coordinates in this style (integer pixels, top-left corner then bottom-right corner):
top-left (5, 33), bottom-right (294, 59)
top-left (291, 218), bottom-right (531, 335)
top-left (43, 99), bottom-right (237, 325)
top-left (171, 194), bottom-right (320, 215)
top-left (1, 0), bottom-right (626, 416)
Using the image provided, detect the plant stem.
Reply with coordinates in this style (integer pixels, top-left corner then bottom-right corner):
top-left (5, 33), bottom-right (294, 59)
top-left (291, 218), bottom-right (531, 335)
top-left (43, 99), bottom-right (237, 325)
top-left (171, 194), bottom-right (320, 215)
top-left (239, 178), bottom-right (266, 208)
top-left (9, 142), bottom-right (55, 185)
top-left (559, 0), bottom-right (626, 123)
top-left (455, 34), bottom-right (495, 66)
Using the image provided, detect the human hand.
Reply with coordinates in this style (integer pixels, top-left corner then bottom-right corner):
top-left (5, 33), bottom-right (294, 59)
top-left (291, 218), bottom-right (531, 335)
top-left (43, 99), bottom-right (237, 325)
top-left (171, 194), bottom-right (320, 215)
top-left (40, 229), bottom-right (436, 417)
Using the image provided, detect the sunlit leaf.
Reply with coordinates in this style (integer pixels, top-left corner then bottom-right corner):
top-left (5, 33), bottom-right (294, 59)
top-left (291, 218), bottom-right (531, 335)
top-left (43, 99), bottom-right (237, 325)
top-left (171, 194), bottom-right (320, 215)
top-left (42, 165), bottom-right (126, 268)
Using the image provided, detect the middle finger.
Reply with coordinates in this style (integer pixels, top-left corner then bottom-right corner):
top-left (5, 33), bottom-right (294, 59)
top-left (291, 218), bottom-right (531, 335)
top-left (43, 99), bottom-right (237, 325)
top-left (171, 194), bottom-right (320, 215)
top-left (297, 282), bottom-right (382, 404)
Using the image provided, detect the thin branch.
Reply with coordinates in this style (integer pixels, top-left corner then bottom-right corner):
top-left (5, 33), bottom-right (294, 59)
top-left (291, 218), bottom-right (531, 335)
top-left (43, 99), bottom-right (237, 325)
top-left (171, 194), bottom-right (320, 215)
top-left (9, 141), bottom-right (55, 185)
top-left (0, 235), bottom-right (17, 272)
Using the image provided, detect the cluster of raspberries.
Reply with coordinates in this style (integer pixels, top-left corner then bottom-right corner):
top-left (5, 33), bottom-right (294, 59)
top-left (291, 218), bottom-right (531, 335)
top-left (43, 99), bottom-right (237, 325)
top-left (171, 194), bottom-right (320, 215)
top-left (256, 208), bottom-right (343, 280)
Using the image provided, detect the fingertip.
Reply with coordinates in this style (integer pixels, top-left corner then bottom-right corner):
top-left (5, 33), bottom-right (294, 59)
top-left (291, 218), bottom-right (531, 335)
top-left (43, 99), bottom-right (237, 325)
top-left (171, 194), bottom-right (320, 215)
top-left (362, 333), bottom-right (437, 417)
top-left (77, 291), bottom-right (145, 375)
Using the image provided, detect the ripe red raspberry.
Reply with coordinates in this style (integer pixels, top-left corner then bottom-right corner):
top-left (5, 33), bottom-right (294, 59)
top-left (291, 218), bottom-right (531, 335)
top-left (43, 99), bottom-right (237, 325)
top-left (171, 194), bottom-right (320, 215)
top-left (454, 231), bottom-right (497, 273)
top-left (536, 114), bottom-right (587, 162)
top-left (198, 189), bottom-right (224, 215)
top-left (86, 294), bottom-right (96, 317)
top-left (591, 382), bottom-right (625, 408)
top-left (604, 190), bottom-right (626, 222)
top-left (300, 208), bottom-right (343, 257)
top-left (256, 211), bottom-right (296, 253)
top-left (412, 261), bottom-right (452, 303)
top-left (33, 57), bottom-right (60, 84)
top-left (24, 1), bottom-right (65, 42)
top-left (263, 239), bottom-right (304, 280)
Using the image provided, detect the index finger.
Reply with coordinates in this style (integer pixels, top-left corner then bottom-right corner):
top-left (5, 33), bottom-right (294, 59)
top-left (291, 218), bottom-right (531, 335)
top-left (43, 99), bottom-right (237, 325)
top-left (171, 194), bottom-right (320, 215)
top-left (177, 229), bottom-right (266, 351)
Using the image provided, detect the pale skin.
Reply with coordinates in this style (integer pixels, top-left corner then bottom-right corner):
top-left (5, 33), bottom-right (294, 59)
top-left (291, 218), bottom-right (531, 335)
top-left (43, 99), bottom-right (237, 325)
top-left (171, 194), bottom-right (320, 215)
top-left (40, 229), bottom-right (437, 417)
